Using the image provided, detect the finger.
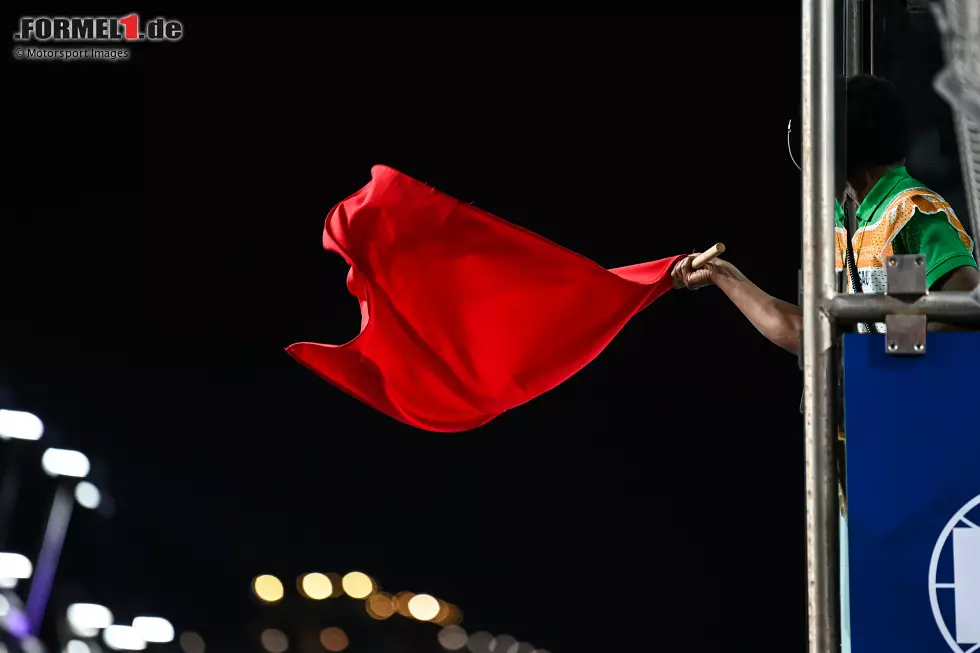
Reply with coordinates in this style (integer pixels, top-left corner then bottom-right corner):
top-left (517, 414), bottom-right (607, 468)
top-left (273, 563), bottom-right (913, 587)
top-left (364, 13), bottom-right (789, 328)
top-left (671, 259), bottom-right (685, 286)
top-left (672, 267), bottom-right (684, 288)
top-left (673, 255), bottom-right (691, 276)
top-left (680, 258), bottom-right (696, 288)
top-left (691, 269), bottom-right (711, 287)
top-left (674, 258), bottom-right (691, 288)
top-left (684, 254), bottom-right (700, 279)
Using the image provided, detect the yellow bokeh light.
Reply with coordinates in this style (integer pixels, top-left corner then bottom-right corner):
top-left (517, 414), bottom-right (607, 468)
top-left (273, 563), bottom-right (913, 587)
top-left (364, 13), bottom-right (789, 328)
top-left (253, 575), bottom-right (284, 602)
top-left (393, 591), bottom-right (415, 617)
top-left (341, 572), bottom-right (374, 599)
top-left (300, 573), bottom-right (333, 600)
top-left (407, 594), bottom-right (440, 621)
top-left (319, 627), bottom-right (348, 652)
top-left (365, 593), bottom-right (394, 620)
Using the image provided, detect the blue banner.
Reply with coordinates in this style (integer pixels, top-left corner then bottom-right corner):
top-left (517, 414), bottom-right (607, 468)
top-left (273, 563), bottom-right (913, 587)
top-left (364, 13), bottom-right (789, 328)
top-left (844, 332), bottom-right (980, 652)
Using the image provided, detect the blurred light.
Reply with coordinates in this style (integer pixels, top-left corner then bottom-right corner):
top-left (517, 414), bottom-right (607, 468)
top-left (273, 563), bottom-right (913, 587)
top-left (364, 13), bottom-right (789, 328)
top-left (67, 603), bottom-right (113, 634)
top-left (514, 645), bottom-right (535, 653)
top-left (437, 626), bottom-right (468, 651)
top-left (0, 410), bottom-right (43, 441)
top-left (299, 573), bottom-right (333, 600)
top-left (74, 482), bottom-right (101, 509)
top-left (0, 578), bottom-right (17, 589)
top-left (5, 607), bottom-right (29, 638)
top-left (0, 553), bottom-right (32, 579)
top-left (66, 640), bottom-right (91, 653)
top-left (22, 639), bottom-right (43, 653)
top-left (318, 628), bottom-right (348, 652)
top-left (531, 650), bottom-right (550, 653)
top-left (408, 594), bottom-right (440, 621)
top-left (340, 572), bottom-right (373, 599)
top-left (492, 635), bottom-right (518, 653)
top-left (41, 448), bottom-right (90, 478)
top-left (179, 632), bottom-right (205, 653)
top-left (365, 593), bottom-right (394, 620)
top-left (466, 632), bottom-right (495, 653)
top-left (0, 644), bottom-right (6, 653)
top-left (133, 617), bottom-right (174, 643)
top-left (393, 591), bottom-right (415, 617)
top-left (104, 625), bottom-right (146, 651)
top-left (433, 601), bottom-right (451, 623)
top-left (433, 602), bottom-right (462, 626)
top-left (259, 629), bottom-right (287, 653)
top-left (253, 575), bottom-right (284, 602)
top-left (0, 594), bottom-right (9, 617)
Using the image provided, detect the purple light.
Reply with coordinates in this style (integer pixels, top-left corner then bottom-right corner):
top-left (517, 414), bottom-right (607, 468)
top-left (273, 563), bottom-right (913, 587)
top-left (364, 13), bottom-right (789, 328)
top-left (6, 606), bottom-right (31, 639)
top-left (25, 484), bottom-right (74, 635)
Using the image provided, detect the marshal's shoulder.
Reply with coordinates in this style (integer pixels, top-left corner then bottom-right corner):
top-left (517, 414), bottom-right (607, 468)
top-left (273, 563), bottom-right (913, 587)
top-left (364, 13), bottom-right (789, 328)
top-left (888, 187), bottom-right (957, 218)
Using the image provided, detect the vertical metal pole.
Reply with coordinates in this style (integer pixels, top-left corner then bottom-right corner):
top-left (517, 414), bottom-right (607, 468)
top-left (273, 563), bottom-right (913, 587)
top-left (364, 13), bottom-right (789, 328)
top-left (846, 0), bottom-right (865, 76)
top-left (868, 0), bottom-right (875, 75)
top-left (803, 0), bottom-right (842, 649)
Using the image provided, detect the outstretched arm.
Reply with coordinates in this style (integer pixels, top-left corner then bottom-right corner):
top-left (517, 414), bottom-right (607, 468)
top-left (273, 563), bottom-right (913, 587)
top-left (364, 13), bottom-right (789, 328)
top-left (673, 255), bottom-right (802, 354)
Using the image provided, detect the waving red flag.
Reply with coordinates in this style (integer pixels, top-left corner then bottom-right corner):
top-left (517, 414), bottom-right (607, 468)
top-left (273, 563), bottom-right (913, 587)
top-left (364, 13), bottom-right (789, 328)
top-left (287, 165), bottom-right (683, 432)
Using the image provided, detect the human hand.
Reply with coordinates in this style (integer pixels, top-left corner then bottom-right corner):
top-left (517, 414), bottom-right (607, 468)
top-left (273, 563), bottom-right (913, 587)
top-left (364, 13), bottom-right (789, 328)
top-left (671, 253), bottom-right (718, 289)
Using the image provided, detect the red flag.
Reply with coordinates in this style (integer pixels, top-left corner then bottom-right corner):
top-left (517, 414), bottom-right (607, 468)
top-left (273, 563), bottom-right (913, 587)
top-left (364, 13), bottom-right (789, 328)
top-left (287, 166), bottom-right (683, 432)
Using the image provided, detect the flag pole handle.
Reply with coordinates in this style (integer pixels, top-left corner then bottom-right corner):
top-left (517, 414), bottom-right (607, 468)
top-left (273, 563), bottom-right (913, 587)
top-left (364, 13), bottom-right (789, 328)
top-left (692, 243), bottom-right (726, 270)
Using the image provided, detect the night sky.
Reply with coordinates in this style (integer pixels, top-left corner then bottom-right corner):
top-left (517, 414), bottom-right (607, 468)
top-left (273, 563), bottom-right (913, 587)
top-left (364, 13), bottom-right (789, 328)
top-left (3, 12), bottom-right (806, 652)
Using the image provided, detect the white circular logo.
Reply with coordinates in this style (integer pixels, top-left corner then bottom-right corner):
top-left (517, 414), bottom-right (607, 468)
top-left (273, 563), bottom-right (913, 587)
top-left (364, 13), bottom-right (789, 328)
top-left (930, 493), bottom-right (980, 651)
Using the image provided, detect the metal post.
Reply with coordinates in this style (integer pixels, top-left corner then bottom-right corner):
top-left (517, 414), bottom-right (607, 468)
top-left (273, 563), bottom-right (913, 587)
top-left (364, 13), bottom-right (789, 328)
top-left (846, 0), bottom-right (865, 76)
top-left (868, 0), bottom-right (875, 74)
top-left (803, 0), bottom-right (841, 649)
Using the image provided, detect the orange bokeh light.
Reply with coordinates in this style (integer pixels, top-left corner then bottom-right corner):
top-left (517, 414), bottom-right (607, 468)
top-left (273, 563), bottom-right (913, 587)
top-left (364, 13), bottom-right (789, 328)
top-left (319, 627), bottom-right (348, 652)
top-left (365, 593), bottom-right (395, 620)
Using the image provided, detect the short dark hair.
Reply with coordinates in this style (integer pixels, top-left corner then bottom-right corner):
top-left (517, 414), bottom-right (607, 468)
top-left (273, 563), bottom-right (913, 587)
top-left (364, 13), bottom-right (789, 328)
top-left (845, 74), bottom-right (909, 180)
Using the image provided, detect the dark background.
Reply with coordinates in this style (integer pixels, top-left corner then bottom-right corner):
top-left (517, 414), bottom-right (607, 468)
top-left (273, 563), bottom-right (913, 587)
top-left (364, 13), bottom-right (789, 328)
top-left (2, 12), bottom-right (810, 652)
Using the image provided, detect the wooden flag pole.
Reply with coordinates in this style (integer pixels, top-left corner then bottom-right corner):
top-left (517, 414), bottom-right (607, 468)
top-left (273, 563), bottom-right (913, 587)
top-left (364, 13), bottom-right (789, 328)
top-left (692, 243), bottom-right (726, 270)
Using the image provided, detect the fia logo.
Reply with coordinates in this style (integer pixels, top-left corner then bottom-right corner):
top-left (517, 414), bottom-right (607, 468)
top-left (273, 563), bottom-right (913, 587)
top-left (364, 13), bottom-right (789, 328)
top-left (930, 494), bottom-right (980, 651)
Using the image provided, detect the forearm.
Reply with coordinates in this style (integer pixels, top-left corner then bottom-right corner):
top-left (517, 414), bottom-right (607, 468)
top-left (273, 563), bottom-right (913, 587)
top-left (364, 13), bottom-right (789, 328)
top-left (713, 263), bottom-right (802, 354)
top-left (926, 266), bottom-right (980, 331)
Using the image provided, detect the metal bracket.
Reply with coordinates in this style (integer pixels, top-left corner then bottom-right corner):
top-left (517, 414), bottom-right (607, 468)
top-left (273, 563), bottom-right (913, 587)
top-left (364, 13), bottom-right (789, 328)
top-left (885, 254), bottom-right (927, 296)
top-left (885, 315), bottom-right (927, 354)
top-left (885, 254), bottom-right (928, 355)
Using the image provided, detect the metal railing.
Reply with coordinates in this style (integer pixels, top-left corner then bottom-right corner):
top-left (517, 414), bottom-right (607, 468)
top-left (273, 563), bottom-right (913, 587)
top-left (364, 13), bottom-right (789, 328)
top-left (802, 0), bottom-right (980, 651)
